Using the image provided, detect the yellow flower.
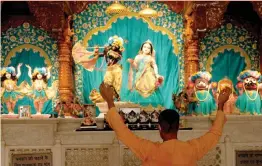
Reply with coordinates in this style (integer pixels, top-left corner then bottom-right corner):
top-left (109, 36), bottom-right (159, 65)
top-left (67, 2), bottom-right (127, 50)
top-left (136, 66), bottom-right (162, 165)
top-left (214, 37), bottom-right (219, 42)
top-left (82, 23), bottom-right (88, 29)
top-left (226, 23), bottom-right (232, 30)
top-left (52, 44), bottom-right (57, 49)
top-left (96, 11), bottom-right (102, 17)
top-left (73, 36), bottom-right (78, 41)
top-left (252, 44), bottom-right (257, 49)
top-left (127, 6), bottom-right (133, 11)
top-left (24, 37), bottom-right (30, 43)
top-left (239, 36), bottom-right (245, 42)
top-left (171, 23), bottom-right (176, 28)
top-left (23, 22), bottom-right (30, 29)
top-left (226, 38), bottom-right (232, 44)
top-left (141, 4), bottom-right (146, 9)
top-left (157, 11), bottom-right (163, 17)
top-left (201, 44), bottom-right (206, 51)
top-left (38, 36), bottom-right (44, 42)
top-left (76, 29), bottom-right (80, 33)
top-left (10, 36), bottom-right (16, 42)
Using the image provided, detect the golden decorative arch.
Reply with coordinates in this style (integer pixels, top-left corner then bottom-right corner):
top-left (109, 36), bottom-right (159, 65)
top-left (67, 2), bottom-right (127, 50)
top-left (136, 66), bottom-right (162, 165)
top-left (4, 44), bottom-right (51, 66)
top-left (206, 45), bottom-right (251, 72)
top-left (82, 12), bottom-right (179, 55)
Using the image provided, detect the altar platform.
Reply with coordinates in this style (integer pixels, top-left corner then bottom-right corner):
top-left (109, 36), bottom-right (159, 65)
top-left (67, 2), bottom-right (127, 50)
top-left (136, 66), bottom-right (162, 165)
top-left (1, 115), bottom-right (262, 166)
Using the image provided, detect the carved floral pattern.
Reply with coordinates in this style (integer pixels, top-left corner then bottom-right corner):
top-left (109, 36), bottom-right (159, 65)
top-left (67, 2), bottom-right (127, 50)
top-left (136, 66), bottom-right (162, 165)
top-left (65, 148), bottom-right (109, 166)
top-left (200, 23), bottom-right (259, 71)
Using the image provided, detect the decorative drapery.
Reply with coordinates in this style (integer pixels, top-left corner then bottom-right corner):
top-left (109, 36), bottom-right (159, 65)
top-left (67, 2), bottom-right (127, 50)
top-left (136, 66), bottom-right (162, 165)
top-left (210, 49), bottom-right (246, 86)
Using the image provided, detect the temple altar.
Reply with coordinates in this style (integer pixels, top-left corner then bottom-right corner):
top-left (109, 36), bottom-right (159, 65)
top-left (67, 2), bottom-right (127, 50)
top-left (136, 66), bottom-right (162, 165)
top-left (1, 1), bottom-right (262, 166)
top-left (2, 115), bottom-right (262, 166)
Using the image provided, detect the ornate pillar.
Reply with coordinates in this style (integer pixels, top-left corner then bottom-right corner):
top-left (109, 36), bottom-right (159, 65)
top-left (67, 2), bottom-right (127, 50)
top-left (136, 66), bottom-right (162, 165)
top-left (184, 39), bottom-right (200, 84)
top-left (58, 16), bottom-right (74, 104)
top-left (258, 34), bottom-right (262, 73)
top-left (184, 13), bottom-right (200, 86)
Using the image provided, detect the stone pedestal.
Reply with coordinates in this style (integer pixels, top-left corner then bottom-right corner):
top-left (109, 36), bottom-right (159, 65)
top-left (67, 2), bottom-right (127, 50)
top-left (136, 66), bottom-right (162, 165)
top-left (2, 115), bottom-right (262, 166)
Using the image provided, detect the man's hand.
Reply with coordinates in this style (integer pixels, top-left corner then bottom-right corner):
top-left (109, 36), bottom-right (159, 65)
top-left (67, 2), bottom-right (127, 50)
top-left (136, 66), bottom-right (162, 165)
top-left (99, 82), bottom-right (115, 109)
top-left (217, 87), bottom-right (231, 111)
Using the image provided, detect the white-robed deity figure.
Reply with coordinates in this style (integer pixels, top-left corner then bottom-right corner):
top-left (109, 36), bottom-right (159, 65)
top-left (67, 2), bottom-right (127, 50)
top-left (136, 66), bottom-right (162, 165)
top-left (188, 71), bottom-right (217, 116)
top-left (25, 65), bottom-right (58, 114)
top-left (1, 64), bottom-right (23, 114)
top-left (72, 35), bottom-right (125, 103)
top-left (235, 70), bottom-right (261, 115)
top-left (126, 40), bottom-right (164, 107)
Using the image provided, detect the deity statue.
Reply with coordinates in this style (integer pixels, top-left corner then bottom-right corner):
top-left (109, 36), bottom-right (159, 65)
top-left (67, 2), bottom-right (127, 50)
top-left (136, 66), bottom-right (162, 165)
top-left (215, 78), bottom-right (238, 114)
top-left (72, 35), bottom-right (125, 103)
top-left (1, 64), bottom-right (23, 114)
top-left (126, 40), bottom-right (164, 106)
top-left (188, 71), bottom-right (217, 116)
top-left (235, 70), bottom-right (261, 115)
top-left (172, 90), bottom-right (189, 116)
top-left (25, 65), bottom-right (58, 114)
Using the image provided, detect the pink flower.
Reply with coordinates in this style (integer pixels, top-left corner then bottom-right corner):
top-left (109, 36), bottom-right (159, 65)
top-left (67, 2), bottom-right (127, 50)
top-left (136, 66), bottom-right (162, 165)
top-left (155, 76), bottom-right (164, 88)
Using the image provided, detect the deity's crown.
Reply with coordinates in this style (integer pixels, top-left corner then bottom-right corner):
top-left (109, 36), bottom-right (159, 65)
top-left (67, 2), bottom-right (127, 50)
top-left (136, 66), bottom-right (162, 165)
top-left (237, 70), bottom-right (261, 82)
top-left (145, 39), bottom-right (152, 44)
top-left (32, 67), bottom-right (47, 76)
top-left (1, 67), bottom-right (16, 76)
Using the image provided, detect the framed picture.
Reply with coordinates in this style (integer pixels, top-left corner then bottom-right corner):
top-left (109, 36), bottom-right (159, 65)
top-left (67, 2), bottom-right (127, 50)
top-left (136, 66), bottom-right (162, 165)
top-left (18, 106), bottom-right (31, 118)
top-left (119, 107), bottom-right (141, 124)
top-left (82, 104), bottom-right (96, 126)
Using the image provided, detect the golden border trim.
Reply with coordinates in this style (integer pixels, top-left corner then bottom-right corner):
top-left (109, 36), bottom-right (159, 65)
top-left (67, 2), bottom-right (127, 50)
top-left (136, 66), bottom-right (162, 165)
top-left (206, 45), bottom-right (251, 72)
top-left (4, 44), bottom-right (51, 66)
top-left (82, 12), bottom-right (179, 55)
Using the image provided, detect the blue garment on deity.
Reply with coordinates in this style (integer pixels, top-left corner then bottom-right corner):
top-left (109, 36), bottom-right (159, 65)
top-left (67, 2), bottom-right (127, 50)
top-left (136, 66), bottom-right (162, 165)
top-left (236, 90), bottom-right (261, 115)
top-left (127, 89), bottom-right (164, 107)
top-left (125, 55), bottom-right (164, 107)
top-left (189, 90), bottom-right (217, 116)
top-left (3, 91), bottom-right (21, 102)
top-left (32, 90), bottom-right (47, 99)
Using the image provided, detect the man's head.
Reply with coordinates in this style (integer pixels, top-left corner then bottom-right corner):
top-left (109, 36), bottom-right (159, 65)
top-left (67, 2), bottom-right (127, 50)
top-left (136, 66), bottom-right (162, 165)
top-left (158, 109), bottom-right (180, 141)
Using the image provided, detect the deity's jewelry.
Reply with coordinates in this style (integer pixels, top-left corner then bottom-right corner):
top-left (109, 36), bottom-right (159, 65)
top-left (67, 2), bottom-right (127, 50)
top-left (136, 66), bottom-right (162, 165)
top-left (243, 83), bottom-right (258, 101)
top-left (194, 86), bottom-right (210, 102)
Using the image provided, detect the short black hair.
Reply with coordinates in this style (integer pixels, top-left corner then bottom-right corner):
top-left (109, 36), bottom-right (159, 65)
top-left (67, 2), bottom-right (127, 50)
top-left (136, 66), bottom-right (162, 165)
top-left (158, 109), bottom-right (180, 133)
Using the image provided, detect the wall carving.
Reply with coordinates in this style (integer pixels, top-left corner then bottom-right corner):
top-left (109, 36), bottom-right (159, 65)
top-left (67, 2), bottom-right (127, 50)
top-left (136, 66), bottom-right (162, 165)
top-left (199, 23), bottom-right (259, 71)
top-left (65, 147), bottom-right (109, 166)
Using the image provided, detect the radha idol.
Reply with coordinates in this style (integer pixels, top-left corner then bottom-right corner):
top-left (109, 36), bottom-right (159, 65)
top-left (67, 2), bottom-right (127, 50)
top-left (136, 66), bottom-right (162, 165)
top-left (126, 40), bottom-right (164, 107)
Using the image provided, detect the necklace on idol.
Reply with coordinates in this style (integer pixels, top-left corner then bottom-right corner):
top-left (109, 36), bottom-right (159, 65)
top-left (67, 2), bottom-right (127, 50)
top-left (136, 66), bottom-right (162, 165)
top-left (243, 83), bottom-right (258, 101)
top-left (194, 86), bottom-right (209, 102)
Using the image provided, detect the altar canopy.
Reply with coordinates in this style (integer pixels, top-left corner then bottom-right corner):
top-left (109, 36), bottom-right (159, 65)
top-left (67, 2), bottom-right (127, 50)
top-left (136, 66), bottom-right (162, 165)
top-left (81, 17), bottom-right (179, 108)
top-left (73, 1), bottom-right (184, 109)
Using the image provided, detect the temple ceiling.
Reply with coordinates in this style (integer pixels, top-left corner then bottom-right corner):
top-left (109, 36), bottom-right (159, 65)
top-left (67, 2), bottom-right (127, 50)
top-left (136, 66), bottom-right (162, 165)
top-left (1, 1), bottom-right (262, 39)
